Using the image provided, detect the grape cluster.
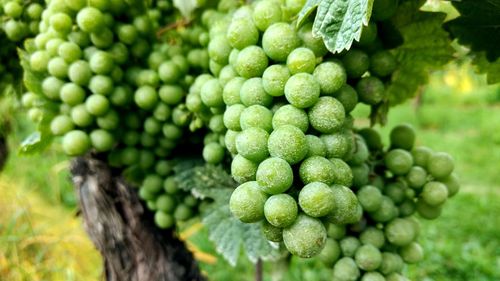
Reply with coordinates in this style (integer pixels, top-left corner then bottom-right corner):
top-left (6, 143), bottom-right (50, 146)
top-left (0, 0), bottom-right (43, 92)
top-left (311, 124), bottom-right (459, 281)
top-left (20, 0), bottom-right (213, 229)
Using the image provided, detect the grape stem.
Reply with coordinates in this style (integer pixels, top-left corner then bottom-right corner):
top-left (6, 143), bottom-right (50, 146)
top-left (156, 18), bottom-right (192, 39)
top-left (256, 258), bottom-right (263, 281)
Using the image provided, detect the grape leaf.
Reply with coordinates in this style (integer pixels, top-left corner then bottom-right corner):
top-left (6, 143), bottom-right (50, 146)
top-left (174, 163), bottom-right (282, 266)
top-left (472, 52), bottom-right (500, 84)
top-left (385, 0), bottom-right (454, 106)
top-left (297, 0), bottom-right (374, 53)
top-left (446, 0), bottom-right (500, 62)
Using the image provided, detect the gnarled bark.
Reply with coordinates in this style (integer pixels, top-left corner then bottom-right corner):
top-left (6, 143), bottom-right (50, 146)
top-left (71, 156), bottom-right (205, 281)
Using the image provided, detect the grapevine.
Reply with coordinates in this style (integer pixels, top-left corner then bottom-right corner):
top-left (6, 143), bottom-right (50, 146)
top-left (0, 0), bottom-right (497, 280)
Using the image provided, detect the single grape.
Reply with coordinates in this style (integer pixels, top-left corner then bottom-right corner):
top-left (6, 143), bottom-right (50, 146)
top-left (203, 143), bottom-right (225, 164)
top-left (50, 115), bottom-right (74, 136)
top-left (284, 73), bottom-right (320, 109)
top-left (256, 157), bottom-right (294, 194)
top-left (239, 78), bottom-right (273, 107)
top-left (229, 181), bottom-right (268, 223)
top-left (308, 97), bottom-right (345, 134)
top-left (287, 47), bottom-right (316, 74)
top-left (427, 152), bottom-right (454, 179)
top-left (385, 218), bottom-right (416, 246)
top-left (411, 146), bottom-right (433, 167)
top-left (399, 241), bottom-right (424, 264)
top-left (240, 105), bottom-right (273, 132)
top-left (262, 22), bottom-right (300, 62)
top-left (264, 194), bottom-right (298, 227)
top-left (305, 135), bottom-right (327, 157)
top-left (406, 166), bottom-right (428, 189)
top-left (272, 105), bottom-right (309, 133)
top-left (252, 0), bottom-right (282, 31)
top-left (342, 49), bottom-right (370, 78)
top-left (235, 46), bottom-right (268, 78)
top-left (299, 182), bottom-right (336, 217)
top-left (282, 214), bottom-right (327, 258)
top-left (318, 238), bottom-right (341, 266)
top-left (236, 127), bottom-right (269, 162)
top-left (440, 173), bottom-right (460, 197)
top-left (299, 156), bottom-right (336, 185)
top-left (261, 221), bottom-right (283, 242)
top-left (357, 185), bottom-right (383, 212)
top-left (227, 17), bottom-right (259, 49)
top-left (330, 158), bottom-right (354, 187)
top-left (262, 64), bottom-right (291, 97)
top-left (333, 257), bottom-right (360, 281)
top-left (268, 125), bottom-right (308, 165)
top-left (420, 181), bottom-right (448, 206)
top-left (380, 252), bottom-right (404, 275)
top-left (385, 149), bottom-right (413, 175)
top-left (313, 61), bottom-right (347, 95)
top-left (321, 130), bottom-right (353, 159)
top-left (390, 124), bottom-right (416, 150)
top-left (370, 196), bottom-right (398, 222)
top-left (62, 130), bottom-right (91, 156)
top-left (356, 76), bottom-right (386, 105)
top-left (371, 50), bottom-right (397, 77)
top-left (360, 227), bottom-right (385, 249)
top-left (327, 185), bottom-right (360, 224)
top-left (355, 244), bottom-right (382, 271)
top-left (231, 154), bottom-right (258, 183)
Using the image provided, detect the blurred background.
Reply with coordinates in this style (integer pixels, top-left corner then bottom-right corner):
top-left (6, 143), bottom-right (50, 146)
top-left (1, 56), bottom-right (499, 280)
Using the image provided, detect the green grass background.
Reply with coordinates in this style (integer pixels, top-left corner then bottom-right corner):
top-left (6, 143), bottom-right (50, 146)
top-left (0, 64), bottom-right (499, 280)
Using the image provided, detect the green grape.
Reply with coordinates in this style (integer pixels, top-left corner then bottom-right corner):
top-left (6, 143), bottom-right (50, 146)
top-left (299, 156), bottom-right (336, 185)
top-left (48, 57), bottom-right (69, 79)
top-left (351, 163), bottom-right (370, 187)
top-left (284, 73), bottom-right (320, 109)
top-left (89, 75), bottom-right (114, 96)
top-left (357, 185), bottom-right (383, 212)
top-left (262, 22), bottom-right (300, 62)
top-left (440, 173), bottom-right (460, 197)
top-left (342, 49), bottom-right (370, 78)
top-left (262, 64), bottom-right (291, 97)
top-left (158, 61), bottom-right (180, 83)
top-left (223, 104), bottom-right (245, 131)
top-left (371, 50), bottom-right (397, 77)
top-left (229, 181), bottom-right (268, 223)
top-left (427, 152), bottom-right (454, 179)
top-left (41, 77), bottom-right (64, 100)
top-left (384, 182), bottom-right (406, 204)
top-left (89, 129), bottom-right (114, 152)
top-left (225, 130), bottom-right (239, 155)
top-left (282, 214), bottom-right (327, 258)
top-left (355, 244), bottom-right (382, 271)
top-left (163, 177), bottom-right (179, 194)
top-left (264, 194), bottom-right (298, 227)
top-left (154, 211), bottom-right (174, 229)
top-left (305, 135), bottom-right (327, 157)
top-left (203, 143), bottom-right (225, 164)
top-left (332, 257), bottom-right (360, 281)
top-left (358, 127), bottom-right (384, 151)
top-left (390, 124), bottom-right (415, 150)
top-left (209, 114), bottom-right (226, 133)
top-left (299, 182), bottom-right (336, 217)
top-left (261, 221), bottom-right (283, 242)
top-left (134, 86), bottom-right (158, 110)
top-left (356, 76), bottom-right (386, 105)
top-left (231, 154), bottom-right (258, 183)
top-left (321, 130), bottom-right (353, 159)
top-left (399, 241), bottom-right (423, 264)
top-left (327, 185), bottom-right (360, 224)
top-left (360, 227), bottom-right (385, 248)
top-left (256, 157), bottom-right (294, 194)
top-left (235, 46), bottom-right (269, 78)
top-left (235, 127), bottom-right (269, 162)
top-left (348, 135), bottom-right (369, 165)
top-left (156, 194), bottom-right (176, 213)
top-left (240, 77), bottom-right (273, 107)
top-left (385, 149), bottom-right (413, 175)
top-left (223, 77), bottom-right (245, 105)
top-left (85, 94), bottom-right (110, 116)
top-left (240, 105), bottom-right (273, 132)
top-left (308, 97), bottom-right (345, 134)
top-left (370, 196), bottom-right (397, 222)
top-left (68, 60), bottom-right (93, 86)
top-left (411, 146), bottom-right (433, 167)
top-left (380, 252), bottom-right (404, 275)
top-left (406, 166), bottom-right (427, 189)
top-left (227, 17), bottom-right (259, 50)
top-left (313, 61), bottom-right (347, 95)
top-left (330, 158), bottom-right (354, 187)
top-left (287, 47), bottom-right (316, 74)
top-left (386, 273), bottom-right (410, 281)
top-left (272, 105), bottom-right (309, 133)
top-left (420, 181), bottom-right (448, 206)
top-left (174, 204), bottom-right (193, 221)
top-left (50, 115), bottom-right (74, 136)
top-left (208, 34), bottom-right (232, 65)
top-left (332, 85), bottom-right (358, 113)
top-left (399, 199), bottom-right (416, 217)
top-left (218, 65), bottom-right (237, 86)
top-left (385, 218), bottom-right (416, 246)
top-left (71, 104), bottom-right (94, 127)
top-left (268, 125), bottom-right (308, 165)
top-left (76, 7), bottom-right (104, 33)
top-left (252, 0), bottom-right (282, 31)
top-left (318, 238), bottom-right (341, 266)
top-left (62, 130), bottom-right (91, 156)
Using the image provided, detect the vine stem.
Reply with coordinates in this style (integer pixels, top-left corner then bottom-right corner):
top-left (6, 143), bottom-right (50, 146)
top-left (256, 259), bottom-right (263, 281)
